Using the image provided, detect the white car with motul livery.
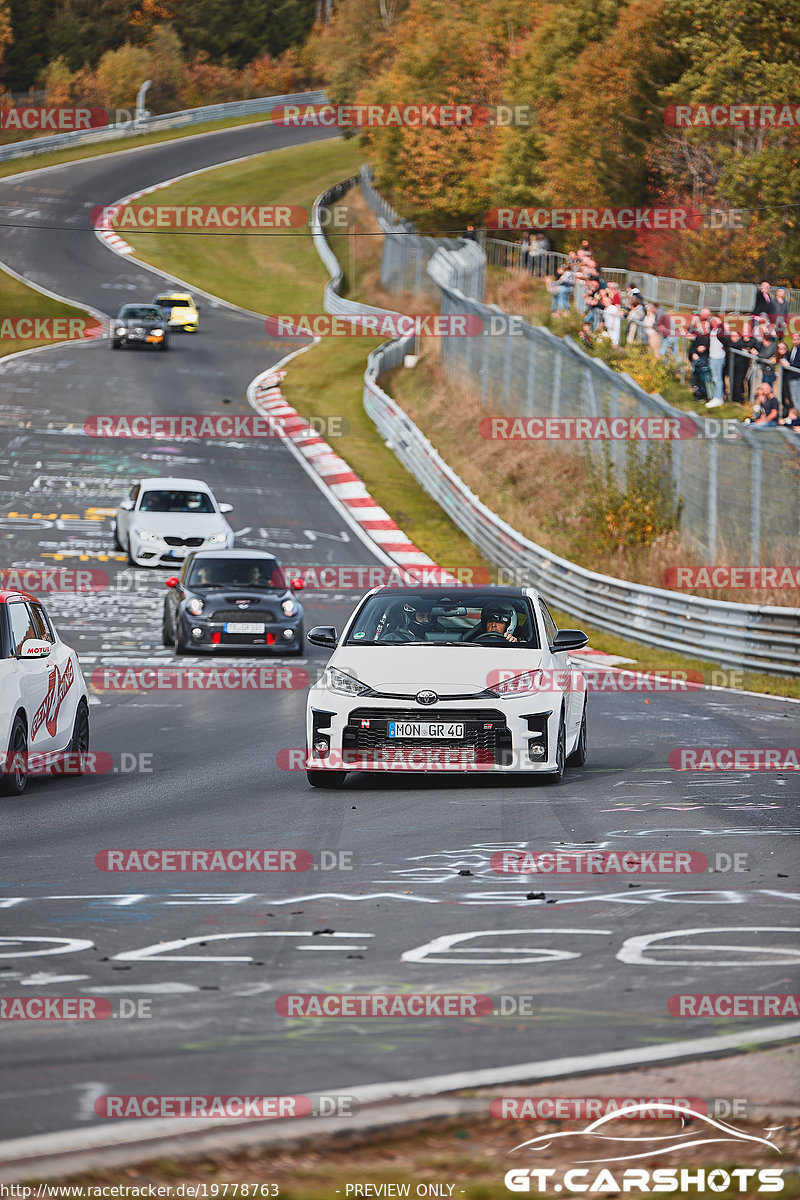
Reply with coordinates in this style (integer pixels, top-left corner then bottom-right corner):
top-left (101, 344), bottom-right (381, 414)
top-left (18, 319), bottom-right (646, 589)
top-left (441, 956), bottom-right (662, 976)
top-left (0, 589), bottom-right (89, 795)
top-left (304, 586), bottom-right (588, 788)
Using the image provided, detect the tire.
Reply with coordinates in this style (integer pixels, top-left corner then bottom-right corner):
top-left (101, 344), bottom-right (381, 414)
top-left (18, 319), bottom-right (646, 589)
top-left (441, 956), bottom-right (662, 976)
top-left (113, 523), bottom-right (122, 551)
top-left (307, 769), bottom-right (347, 789)
top-left (174, 624), bottom-right (189, 655)
top-left (67, 701), bottom-right (90, 774)
top-left (111, 339), bottom-right (121, 350)
top-left (162, 605), bottom-right (174, 647)
top-left (546, 712), bottom-right (566, 784)
top-left (160, 337), bottom-right (170, 352)
top-left (1, 715), bottom-right (28, 796)
top-left (567, 703), bottom-right (587, 768)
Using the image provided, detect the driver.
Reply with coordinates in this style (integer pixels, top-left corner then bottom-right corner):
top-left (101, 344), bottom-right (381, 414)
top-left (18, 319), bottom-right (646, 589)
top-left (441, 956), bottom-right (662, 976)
top-left (478, 604), bottom-right (520, 643)
top-left (402, 597), bottom-right (442, 641)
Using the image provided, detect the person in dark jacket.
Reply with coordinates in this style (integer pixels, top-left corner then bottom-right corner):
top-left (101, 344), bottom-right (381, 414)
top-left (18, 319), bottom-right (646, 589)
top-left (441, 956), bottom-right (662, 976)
top-left (752, 281), bottom-right (775, 320)
top-left (688, 331), bottom-right (713, 402)
top-left (726, 329), bottom-right (752, 404)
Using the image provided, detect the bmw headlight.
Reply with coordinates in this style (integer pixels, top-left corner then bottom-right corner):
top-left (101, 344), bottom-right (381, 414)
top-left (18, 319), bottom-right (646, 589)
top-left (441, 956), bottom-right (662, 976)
top-left (186, 597), bottom-right (204, 616)
top-left (324, 667), bottom-right (369, 696)
top-left (137, 530), bottom-right (161, 544)
top-left (282, 599), bottom-right (296, 616)
top-left (205, 533), bottom-right (227, 545)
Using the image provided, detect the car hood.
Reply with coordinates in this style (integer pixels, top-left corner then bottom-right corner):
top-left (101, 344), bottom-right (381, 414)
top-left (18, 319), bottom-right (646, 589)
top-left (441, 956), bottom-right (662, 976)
top-left (129, 513), bottom-right (231, 535)
top-left (117, 317), bottom-right (165, 328)
top-left (329, 644), bottom-right (546, 696)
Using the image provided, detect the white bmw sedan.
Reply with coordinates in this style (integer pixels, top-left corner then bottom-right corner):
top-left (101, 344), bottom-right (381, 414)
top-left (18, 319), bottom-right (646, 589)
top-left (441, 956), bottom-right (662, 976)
top-left (114, 477), bottom-right (234, 567)
top-left (304, 587), bottom-right (588, 788)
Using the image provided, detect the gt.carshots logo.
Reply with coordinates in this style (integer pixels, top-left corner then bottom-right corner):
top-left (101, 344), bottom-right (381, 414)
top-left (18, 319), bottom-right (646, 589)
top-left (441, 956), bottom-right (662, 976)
top-left (0, 317), bottom-right (102, 341)
top-left (264, 314), bottom-right (484, 338)
top-left (669, 747), bottom-right (799, 770)
top-left (485, 207), bottom-right (702, 231)
top-left (0, 107), bottom-right (109, 131)
top-left (91, 204), bottom-right (309, 231)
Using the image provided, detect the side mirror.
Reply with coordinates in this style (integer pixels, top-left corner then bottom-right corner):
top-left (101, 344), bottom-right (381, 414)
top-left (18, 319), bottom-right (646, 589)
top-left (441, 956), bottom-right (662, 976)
top-left (219, 503), bottom-right (233, 514)
top-left (552, 629), bottom-right (589, 653)
top-left (165, 577), bottom-right (178, 589)
top-left (290, 578), bottom-right (305, 592)
top-left (18, 639), bottom-right (51, 659)
top-left (119, 499), bottom-right (134, 511)
top-left (308, 626), bottom-right (337, 648)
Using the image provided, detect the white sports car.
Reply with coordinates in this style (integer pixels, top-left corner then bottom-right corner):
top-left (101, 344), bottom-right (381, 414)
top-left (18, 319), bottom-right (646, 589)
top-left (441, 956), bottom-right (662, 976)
top-left (0, 588), bottom-right (89, 795)
top-left (304, 586), bottom-right (588, 788)
top-left (114, 476), bottom-right (235, 567)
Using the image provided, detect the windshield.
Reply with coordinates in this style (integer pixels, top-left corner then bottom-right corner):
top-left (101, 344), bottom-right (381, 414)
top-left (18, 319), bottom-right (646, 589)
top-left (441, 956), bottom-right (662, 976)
top-left (156, 296), bottom-right (191, 307)
top-left (345, 592), bottom-right (539, 647)
top-left (138, 489), bottom-right (215, 513)
top-left (187, 558), bottom-right (286, 589)
top-left (119, 306), bottom-right (164, 321)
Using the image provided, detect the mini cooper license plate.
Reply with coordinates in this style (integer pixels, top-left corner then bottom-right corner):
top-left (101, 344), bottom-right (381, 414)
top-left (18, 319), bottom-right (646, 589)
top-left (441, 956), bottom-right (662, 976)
top-left (224, 622), bottom-right (266, 634)
top-left (387, 722), bottom-right (465, 739)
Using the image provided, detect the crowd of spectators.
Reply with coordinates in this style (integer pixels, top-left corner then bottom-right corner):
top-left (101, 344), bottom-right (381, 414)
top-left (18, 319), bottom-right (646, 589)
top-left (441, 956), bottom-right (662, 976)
top-left (515, 237), bottom-right (800, 428)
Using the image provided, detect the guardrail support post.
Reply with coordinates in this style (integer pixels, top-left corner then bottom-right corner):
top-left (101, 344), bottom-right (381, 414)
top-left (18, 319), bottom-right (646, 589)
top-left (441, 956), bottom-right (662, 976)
top-left (707, 437), bottom-right (718, 560)
top-left (750, 441), bottom-right (762, 563)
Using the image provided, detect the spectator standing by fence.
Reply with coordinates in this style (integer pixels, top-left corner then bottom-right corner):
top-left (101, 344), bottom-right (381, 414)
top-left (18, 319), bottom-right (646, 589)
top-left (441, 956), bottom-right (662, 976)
top-left (752, 281), bottom-right (775, 320)
top-left (787, 331), bottom-right (800, 409)
top-left (644, 303), bottom-right (660, 356)
top-left (774, 287), bottom-right (789, 336)
top-left (705, 316), bottom-right (728, 408)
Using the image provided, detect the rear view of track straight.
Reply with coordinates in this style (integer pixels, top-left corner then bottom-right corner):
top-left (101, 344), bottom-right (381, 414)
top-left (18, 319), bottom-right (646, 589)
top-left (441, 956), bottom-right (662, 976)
top-left (0, 126), bottom-right (797, 1150)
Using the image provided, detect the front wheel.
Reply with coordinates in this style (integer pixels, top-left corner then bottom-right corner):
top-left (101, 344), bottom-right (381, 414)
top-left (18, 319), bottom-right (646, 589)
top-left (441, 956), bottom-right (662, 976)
top-left (307, 769), bottom-right (347, 789)
top-left (162, 606), bottom-right (174, 647)
top-left (567, 704), bottom-right (587, 768)
top-left (545, 713), bottom-right (566, 784)
top-left (67, 701), bottom-right (90, 774)
top-left (160, 338), bottom-right (170, 352)
top-left (1, 716), bottom-right (28, 796)
top-left (174, 625), bottom-right (189, 655)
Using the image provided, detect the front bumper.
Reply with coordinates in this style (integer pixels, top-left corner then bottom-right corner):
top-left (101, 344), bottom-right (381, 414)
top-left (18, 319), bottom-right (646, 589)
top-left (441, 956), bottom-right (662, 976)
top-left (304, 692), bottom-right (560, 774)
top-left (129, 535), bottom-right (231, 566)
top-left (168, 314), bottom-right (197, 331)
top-left (180, 613), bottom-right (302, 651)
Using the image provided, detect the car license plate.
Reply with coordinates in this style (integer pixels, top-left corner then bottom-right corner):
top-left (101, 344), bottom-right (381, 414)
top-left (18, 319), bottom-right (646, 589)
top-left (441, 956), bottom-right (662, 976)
top-left (167, 548), bottom-right (186, 558)
top-left (387, 722), bottom-right (465, 739)
top-left (224, 622), bottom-right (266, 634)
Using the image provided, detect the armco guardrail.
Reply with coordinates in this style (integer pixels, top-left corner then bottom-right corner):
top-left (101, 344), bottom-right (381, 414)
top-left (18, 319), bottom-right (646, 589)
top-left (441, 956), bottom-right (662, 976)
top-left (363, 337), bottom-right (800, 677)
top-left (312, 180), bottom-right (396, 320)
top-left (312, 175), bottom-right (799, 677)
top-left (0, 91), bottom-right (327, 162)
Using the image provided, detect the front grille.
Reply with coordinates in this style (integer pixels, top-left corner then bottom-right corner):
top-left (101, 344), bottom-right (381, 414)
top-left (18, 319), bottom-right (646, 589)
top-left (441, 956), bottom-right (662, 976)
top-left (210, 609), bottom-right (279, 624)
top-left (164, 536), bottom-right (204, 547)
top-left (344, 707), bottom-right (511, 764)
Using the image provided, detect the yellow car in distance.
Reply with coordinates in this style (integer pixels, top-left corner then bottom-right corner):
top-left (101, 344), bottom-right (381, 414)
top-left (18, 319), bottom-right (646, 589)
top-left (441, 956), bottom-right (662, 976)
top-left (153, 292), bottom-right (199, 333)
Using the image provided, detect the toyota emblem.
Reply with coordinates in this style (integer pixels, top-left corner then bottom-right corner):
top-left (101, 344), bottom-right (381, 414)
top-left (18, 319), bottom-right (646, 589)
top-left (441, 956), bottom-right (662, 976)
top-left (416, 690), bottom-right (438, 706)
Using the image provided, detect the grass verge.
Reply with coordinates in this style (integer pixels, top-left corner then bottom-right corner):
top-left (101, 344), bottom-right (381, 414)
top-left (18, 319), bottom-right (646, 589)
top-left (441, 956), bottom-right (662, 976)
top-left (121, 145), bottom-right (795, 698)
top-left (0, 267), bottom-right (100, 360)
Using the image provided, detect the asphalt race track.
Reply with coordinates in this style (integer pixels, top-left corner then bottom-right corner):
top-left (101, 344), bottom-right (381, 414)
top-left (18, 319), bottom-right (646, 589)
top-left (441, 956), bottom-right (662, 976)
top-left (0, 124), bottom-right (798, 1143)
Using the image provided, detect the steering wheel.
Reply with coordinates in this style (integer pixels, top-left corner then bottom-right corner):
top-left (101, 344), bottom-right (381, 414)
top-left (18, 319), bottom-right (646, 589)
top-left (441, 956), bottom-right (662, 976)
top-left (471, 632), bottom-right (510, 643)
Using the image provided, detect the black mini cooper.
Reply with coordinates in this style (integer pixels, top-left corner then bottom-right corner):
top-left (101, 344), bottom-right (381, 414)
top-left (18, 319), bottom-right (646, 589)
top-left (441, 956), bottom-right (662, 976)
top-left (162, 549), bottom-right (305, 655)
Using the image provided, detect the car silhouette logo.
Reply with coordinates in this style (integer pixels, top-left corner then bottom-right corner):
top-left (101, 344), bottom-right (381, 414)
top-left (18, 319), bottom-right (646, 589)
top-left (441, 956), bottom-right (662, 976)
top-left (416, 690), bottom-right (437, 705)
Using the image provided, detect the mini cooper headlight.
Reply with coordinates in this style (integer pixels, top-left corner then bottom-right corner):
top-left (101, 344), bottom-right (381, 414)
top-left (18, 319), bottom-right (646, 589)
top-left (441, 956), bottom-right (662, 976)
top-left (282, 599), bottom-right (296, 616)
top-left (186, 597), bottom-right (204, 616)
top-left (324, 667), bottom-right (369, 696)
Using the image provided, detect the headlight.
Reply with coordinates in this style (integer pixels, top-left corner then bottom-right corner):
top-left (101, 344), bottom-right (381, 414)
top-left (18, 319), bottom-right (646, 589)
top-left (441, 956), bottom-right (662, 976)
top-left (186, 597), bottom-right (204, 616)
top-left (152, 327), bottom-right (164, 335)
top-left (115, 326), bottom-right (126, 335)
top-left (205, 533), bottom-right (228, 545)
top-left (282, 599), bottom-right (296, 616)
top-left (137, 530), bottom-right (161, 544)
top-left (488, 670), bottom-right (545, 698)
top-left (324, 667), bottom-right (369, 696)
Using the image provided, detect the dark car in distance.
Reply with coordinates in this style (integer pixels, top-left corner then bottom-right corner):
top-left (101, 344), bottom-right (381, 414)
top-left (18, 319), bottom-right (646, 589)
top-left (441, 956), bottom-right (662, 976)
top-left (162, 549), bottom-right (305, 656)
top-left (112, 304), bottom-right (170, 351)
